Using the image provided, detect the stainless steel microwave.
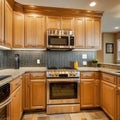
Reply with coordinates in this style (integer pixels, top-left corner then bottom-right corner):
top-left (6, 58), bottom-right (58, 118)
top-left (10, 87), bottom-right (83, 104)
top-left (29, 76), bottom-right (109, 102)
top-left (47, 29), bottom-right (74, 50)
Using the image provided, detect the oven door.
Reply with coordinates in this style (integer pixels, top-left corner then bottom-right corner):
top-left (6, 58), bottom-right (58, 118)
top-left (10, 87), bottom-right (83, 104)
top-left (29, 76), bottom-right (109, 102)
top-left (0, 97), bottom-right (12, 120)
top-left (47, 79), bottom-right (80, 104)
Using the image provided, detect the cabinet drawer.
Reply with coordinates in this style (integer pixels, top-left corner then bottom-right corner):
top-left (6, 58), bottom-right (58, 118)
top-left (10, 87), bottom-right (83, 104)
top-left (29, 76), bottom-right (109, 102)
top-left (117, 77), bottom-right (120, 86)
top-left (81, 72), bottom-right (95, 79)
top-left (10, 77), bottom-right (22, 93)
top-left (30, 72), bottom-right (46, 79)
top-left (101, 73), bottom-right (116, 84)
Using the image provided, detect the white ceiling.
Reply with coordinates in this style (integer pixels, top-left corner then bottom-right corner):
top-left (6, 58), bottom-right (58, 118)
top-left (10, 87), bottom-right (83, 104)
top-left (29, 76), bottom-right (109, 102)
top-left (15, 0), bottom-right (120, 33)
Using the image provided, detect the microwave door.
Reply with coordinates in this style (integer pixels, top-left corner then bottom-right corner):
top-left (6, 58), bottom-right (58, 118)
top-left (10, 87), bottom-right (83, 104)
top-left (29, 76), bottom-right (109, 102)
top-left (48, 36), bottom-right (69, 46)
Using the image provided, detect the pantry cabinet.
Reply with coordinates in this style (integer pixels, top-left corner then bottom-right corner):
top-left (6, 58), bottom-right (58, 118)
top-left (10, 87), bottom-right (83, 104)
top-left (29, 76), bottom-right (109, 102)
top-left (100, 73), bottom-right (116, 120)
top-left (80, 72), bottom-right (100, 108)
top-left (24, 15), bottom-right (46, 48)
top-left (13, 12), bottom-right (24, 48)
top-left (23, 72), bottom-right (46, 110)
top-left (46, 16), bottom-right (74, 30)
top-left (5, 0), bottom-right (12, 48)
top-left (0, 0), bottom-right (4, 45)
top-left (9, 76), bottom-right (22, 120)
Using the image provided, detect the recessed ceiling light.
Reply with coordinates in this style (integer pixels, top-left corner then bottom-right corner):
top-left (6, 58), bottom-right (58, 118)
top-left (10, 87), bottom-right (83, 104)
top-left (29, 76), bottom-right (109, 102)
top-left (89, 1), bottom-right (96, 7)
top-left (114, 26), bottom-right (119, 29)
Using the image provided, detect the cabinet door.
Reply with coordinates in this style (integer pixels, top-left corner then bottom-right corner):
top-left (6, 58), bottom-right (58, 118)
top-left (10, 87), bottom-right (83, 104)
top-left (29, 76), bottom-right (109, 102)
top-left (9, 86), bottom-right (22, 120)
top-left (61, 17), bottom-right (74, 30)
top-left (94, 79), bottom-right (100, 107)
top-left (74, 17), bottom-right (85, 48)
top-left (22, 73), bottom-right (30, 110)
top-left (101, 81), bottom-right (116, 120)
top-left (94, 18), bottom-right (101, 49)
top-left (5, 1), bottom-right (12, 48)
top-left (13, 12), bottom-right (24, 48)
top-left (46, 16), bottom-right (61, 29)
top-left (81, 79), bottom-right (94, 108)
top-left (25, 15), bottom-right (45, 48)
top-left (30, 79), bottom-right (46, 109)
top-left (85, 17), bottom-right (94, 48)
top-left (0, 0), bottom-right (4, 45)
top-left (117, 87), bottom-right (120, 120)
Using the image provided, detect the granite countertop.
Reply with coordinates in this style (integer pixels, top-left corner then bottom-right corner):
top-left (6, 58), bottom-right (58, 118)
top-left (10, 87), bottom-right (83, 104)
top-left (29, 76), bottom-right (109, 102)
top-left (0, 67), bottom-right (47, 86)
top-left (0, 67), bottom-right (120, 86)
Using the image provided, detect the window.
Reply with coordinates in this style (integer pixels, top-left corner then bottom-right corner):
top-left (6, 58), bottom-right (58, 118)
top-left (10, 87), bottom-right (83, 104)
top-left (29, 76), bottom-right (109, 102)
top-left (117, 39), bottom-right (120, 61)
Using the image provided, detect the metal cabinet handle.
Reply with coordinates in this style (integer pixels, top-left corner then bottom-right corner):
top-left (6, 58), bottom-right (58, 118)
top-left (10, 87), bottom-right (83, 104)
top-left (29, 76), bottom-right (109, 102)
top-left (0, 97), bottom-right (12, 109)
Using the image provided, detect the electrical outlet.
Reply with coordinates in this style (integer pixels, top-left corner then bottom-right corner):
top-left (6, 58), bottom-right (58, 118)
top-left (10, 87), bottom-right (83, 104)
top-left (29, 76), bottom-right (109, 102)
top-left (37, 59), bottom-right (40, 64)
top-left (83, 61), bottom-right (87, 65)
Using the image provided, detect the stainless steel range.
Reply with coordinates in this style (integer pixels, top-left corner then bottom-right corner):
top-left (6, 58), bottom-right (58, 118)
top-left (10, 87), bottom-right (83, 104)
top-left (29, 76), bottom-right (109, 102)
top-left (46, 68), bottom-right (80, 114)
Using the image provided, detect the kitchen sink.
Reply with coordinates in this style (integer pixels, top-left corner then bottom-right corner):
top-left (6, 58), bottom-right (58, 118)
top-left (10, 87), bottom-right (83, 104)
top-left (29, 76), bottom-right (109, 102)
top-left (115, 72), bottom-right (120, 73)
top-left (0, 75), bottom-right (11, 81)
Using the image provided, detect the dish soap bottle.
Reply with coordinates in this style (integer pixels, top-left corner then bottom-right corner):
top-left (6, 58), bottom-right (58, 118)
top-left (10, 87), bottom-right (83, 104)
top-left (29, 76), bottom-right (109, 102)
top-left (74, 61), bottom-right (78, 69)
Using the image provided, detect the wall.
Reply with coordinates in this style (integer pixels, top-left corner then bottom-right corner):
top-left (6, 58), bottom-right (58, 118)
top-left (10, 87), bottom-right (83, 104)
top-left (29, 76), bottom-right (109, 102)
top-left (97, 33), bottom-right (115, 63)
top-left (0, 50), bottom-right (96, 69)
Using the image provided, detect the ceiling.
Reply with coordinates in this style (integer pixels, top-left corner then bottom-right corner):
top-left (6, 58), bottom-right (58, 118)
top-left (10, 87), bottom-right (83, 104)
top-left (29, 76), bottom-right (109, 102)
top-left (15, 0), bottom-right (120, 33)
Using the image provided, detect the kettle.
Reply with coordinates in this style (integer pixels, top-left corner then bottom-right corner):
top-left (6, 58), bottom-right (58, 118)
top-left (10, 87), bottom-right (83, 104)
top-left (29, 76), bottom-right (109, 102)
top-left (74, 61), bottom-right (78, 69)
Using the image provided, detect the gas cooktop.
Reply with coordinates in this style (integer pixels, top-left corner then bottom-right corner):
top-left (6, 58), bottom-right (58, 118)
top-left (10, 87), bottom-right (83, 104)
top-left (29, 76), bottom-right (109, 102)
top-left (48, 66), bottom-right (74, 70)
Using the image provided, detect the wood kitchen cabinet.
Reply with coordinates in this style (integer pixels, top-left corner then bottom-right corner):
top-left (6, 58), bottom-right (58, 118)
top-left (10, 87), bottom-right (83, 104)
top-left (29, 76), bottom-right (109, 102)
top-left (0, 0), bottom-right (4, 45)
top-left (24, 15), bottom-right (46, 48)
top-left (74, 17), bottom-right (85, 48)
top-left (13, 12), bottom-right (24, 48)
top-left (116, 77), bottom-right (120, 120)
top-left (5, 0), bottom-right (12, 48)
top-left (46, 16), bottom-right (74, 30)
top-left (9, 76), bottom-right (22, 120)
top-left (100, 73), bottom-right (116, 120)
top-left (85, 17), bottom-right (101, 49)
top-left (80, 72), bottom-right (100, 108)
top-left (74, 17), bottom-right (101, 49)
top-left (23, 72), bottom-right (46, 110)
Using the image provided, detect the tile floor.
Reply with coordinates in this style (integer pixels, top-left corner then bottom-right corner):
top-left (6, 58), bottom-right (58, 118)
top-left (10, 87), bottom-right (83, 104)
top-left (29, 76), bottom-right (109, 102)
top-left (22, 110), bottom-right (110, 120)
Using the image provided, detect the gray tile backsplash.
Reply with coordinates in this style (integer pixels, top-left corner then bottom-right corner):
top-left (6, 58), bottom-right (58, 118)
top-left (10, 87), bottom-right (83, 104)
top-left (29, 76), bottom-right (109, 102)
top-left (0, 50), bottom-right (96, 69)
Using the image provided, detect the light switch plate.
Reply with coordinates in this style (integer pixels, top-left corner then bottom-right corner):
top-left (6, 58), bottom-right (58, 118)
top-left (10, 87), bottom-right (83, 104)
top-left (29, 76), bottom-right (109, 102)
top-left (37, 59), bottom-right (40, 64)
top-left (82, 54), bottom-right (87, 59)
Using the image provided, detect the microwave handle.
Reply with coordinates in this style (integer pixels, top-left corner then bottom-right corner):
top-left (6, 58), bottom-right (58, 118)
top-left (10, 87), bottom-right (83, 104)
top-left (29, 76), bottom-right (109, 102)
top-left (0, 97), bottom-right (12, 109)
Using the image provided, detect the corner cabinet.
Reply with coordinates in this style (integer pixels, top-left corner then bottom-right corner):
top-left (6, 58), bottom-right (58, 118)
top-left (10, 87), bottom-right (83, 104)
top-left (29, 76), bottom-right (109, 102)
top-left (100, 73), bottom-right (116, 120)
top-left (23, 72), bottom-right (46, 110)
top-left (74, 17), bottom-right (101, 49)
top-left (80, 72), bottom-right (100, 108)
top-left (5, 0), bottom-right (12, 48)
top-left (13, 12), bottom-right (24, 48)
top-left (0, 0), bottom-right (4, 45)
top-left (46, 16), bottom-right (74, 30)
top-left (24, 15), bottom-right (46, 48)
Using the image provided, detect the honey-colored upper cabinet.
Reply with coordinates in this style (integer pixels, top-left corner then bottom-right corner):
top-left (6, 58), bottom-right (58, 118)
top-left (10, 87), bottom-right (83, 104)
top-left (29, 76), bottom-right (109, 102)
top-left (24, 15), bottom-right (46, 48)
top-left (74, 17), bottom-right (85, 48)
top-left (5, 0), bottom-right (12, 48)
top-left (85, 17), bottom-right (101, 49)
top-left (46, 16), bottom-right (74, 30)
top-left (46, 16), bottom-right (61, 29)
top-left (13, 12), bottom-right (24, 48)
top-left (0, 0), bottom-right (4, 45)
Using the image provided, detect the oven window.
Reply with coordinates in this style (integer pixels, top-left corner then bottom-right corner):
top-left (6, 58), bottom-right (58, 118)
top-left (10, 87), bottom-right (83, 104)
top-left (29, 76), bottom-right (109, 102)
top-left (48, 36), bottom-right (68, 45)
top-left (0, 106), bottom-right (7, 120)
top-left (50, 82), bottom-right (77, 99)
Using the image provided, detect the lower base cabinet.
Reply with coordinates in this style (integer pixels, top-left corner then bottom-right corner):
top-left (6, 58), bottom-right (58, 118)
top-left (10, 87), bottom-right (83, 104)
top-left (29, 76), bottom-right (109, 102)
top-left (9, 77), bottom-right (22, 120)
top-left (117, 77), bottom-right (120, 120)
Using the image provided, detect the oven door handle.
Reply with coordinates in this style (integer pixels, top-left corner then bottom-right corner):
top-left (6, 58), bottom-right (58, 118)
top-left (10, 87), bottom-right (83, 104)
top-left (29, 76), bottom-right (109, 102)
top-left (0, 97), bottom-right (12, 109)
top-left (47, 79), bottom-right (80, 82)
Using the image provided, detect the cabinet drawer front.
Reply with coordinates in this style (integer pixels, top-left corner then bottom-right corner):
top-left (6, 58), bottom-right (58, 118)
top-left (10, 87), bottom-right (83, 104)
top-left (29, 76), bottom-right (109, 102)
top-left (30, 72), bottom-right (46, 79)
top-left (101, 73), bottom-right (116, 84)
top-left (81, 72), bottom-right (94, 79)
top-left (10, 77), bottom-right (22, 93)
top-left (117, 77), bottom-right (120, 86)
